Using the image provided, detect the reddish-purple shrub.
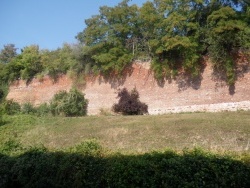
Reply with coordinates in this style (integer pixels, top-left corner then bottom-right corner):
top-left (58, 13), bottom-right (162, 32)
top-left (112, 88), bottom-right (148, 115)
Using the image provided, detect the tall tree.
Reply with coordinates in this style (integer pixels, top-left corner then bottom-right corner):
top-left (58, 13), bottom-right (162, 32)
top-left (20, 45), bottom-right (43, 80)
top-left (74, 0), bottom-right (250, 83)
top-left (0, 55), bottom-right (24, 82)
top-left (0, 44), bottom-right (17, 64)
top-left (149, 0), bottom-right (202, 80)
top-left (42, 43), bottom-right (76, 79)
top-left (207, 6), bottom-right (250, 84)
top-left (76, 0), bottom-right (139, 75)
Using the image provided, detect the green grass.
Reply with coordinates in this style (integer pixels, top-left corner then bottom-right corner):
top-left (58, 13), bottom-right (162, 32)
top-left (0, 111), bottom-right (250, 153)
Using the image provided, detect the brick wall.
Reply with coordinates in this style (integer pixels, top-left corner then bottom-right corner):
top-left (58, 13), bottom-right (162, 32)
top-left (7, 61), bottom-right (250, 115)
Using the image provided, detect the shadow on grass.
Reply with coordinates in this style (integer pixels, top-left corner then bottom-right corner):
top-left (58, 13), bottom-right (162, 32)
top-left (0, 146), bottom-right (250, 188)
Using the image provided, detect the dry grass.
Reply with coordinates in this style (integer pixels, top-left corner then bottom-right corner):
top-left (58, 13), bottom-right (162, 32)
top-left (0, 111), bottom-right (250, 153)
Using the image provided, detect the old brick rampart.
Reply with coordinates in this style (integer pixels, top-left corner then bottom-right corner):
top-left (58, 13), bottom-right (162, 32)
top-left (7, 61), bottom-right (250, 115)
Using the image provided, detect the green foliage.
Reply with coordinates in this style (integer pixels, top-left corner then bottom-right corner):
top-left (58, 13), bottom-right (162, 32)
top-left (0, 44), bottom-right (17, 64)
top-left (1, 101), bottom-right (51, 117)
top-left (0, 0), bottom-right (249, 87)
top-left (35, 103), bottom-right (50, 116)
top-left (69, 139), bottom-right (103, 156)
top-left (75, 0), bottom-right (250, 84)
top-left (206, 6), bottom-right (250, 85)
top-left (0, 84), bottom-right (9, 103)
top-left (0, 43), bottom-right (82, 84)
top-left (0, 55), bottom-right (24, 83)
top-left (20, 45), bottom-right (43, 81)
top-left (2, 100), bottom-right (21, 115)
top-left (21, 103), bottom-right (37, 114)
top-left (0, 146), bottom-right (249, 187)
top-left (0, 139), bottom-right (23, 155)
top-left (113, 88), bottom-right (148, 115)
top-left (50, 90), bottom-right (68, 116)
top-left (76, 0), bottom-right (137, 75)
top-left (0, 108), bottom-right (3, 125)
top-left (60, 89), bottom-right (88, 117)
top-left (50, 88), bottom-right (88, 117)
top-left (42, 43), bottom-right (76, 81)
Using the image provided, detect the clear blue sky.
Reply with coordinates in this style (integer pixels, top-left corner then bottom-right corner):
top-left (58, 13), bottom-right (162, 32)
top-left (0, 0), bottom-right (147, 51)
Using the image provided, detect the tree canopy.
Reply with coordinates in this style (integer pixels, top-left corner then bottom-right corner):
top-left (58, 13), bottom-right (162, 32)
top-left (0, 0), bottom-right (249, 85)
top-left (76, 0), bottom-right (250, 84)
top-left (0, 44), bottom-right (17, 64)
top-left (0, 43), bottom-right (79, 83)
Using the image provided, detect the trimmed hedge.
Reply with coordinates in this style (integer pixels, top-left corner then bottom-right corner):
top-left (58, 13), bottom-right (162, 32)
top-left (0, 141), bottom-right (249, 188)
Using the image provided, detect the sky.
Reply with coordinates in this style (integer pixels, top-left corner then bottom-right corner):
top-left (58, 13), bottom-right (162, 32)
top-left (0, 0), bottom-right (147, 52)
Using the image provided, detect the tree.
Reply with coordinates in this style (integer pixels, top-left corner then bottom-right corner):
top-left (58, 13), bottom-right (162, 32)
top-left (20, 45), bottom-right (43, 80)
top-left (112, 88), bottom-right (148, 115)
top-left (147, 0), bottom-right (201, 80)
top-left (206, 6), bottom-right (250, 85)
top-left (76, 0), bottom-right (138, 75)
top-left (0, 45), bottom-right (44, 83)
top-left (0, 55), bottom-right (24, 83)
top-left (69, 44), bottom-right (92, 75)
top-left (75, 0), bottom-right (250, 83)
top-left (135, 1), bottom-right (161, 58)
top-left (41, 43), bottom-right (75, 80)
top-left (0, 44), bottom-right (17, 64)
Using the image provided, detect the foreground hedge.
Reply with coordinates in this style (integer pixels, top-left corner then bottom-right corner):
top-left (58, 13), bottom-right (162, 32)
top-left (0, 142), bottom-right (249, 187)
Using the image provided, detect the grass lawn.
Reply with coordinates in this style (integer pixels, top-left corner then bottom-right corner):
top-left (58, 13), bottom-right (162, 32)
top-left (0, 111), bottom-right (250, 153)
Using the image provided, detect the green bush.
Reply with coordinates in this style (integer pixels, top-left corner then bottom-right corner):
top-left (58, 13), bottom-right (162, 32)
top-left (0, 84), bottom-right (8, 103)
top-left (35, 103), bottom-right (50, 116)
top-left (21, 103), bottom-right (37, 114)
top-left (50, 90), bottom-right (67, 116)
top-left (0, 108), bottom-right (3, 125)
top-left (0, 139), bottom-right (23, 155)
top-left (69, 140), bottom-right (103, 156)
top-left (50, 88), bottom-right (88, 117)
top-left (0, 147), bottom-right (249, 187)
top-left (0, 89), bottom-right (4, 102)
top-left (2, 99), bottom-right (21, 115)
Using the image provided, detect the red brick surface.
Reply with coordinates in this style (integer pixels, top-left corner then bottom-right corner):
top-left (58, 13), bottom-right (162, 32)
top-left (7, 61), bottom-right (250, 115)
